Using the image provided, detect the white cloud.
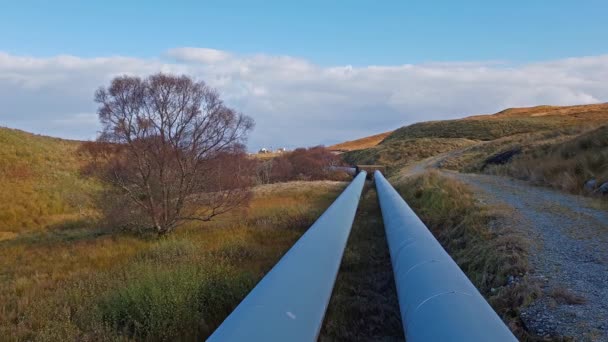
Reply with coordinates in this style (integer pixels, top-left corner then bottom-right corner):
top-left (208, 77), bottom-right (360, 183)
top-left (1, 49), bottom-right (607, 149)
top-left (167, 47), bottom-right (232, 64)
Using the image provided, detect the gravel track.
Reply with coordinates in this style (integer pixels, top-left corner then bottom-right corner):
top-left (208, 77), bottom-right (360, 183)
top-left (450, 172), bottom-right (608, 341)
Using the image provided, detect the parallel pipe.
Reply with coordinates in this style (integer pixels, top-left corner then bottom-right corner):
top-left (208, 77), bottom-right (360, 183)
top-left (374, 171), bottom-right (516, 341)
top-left (208, 171), bottom-right (367, 342)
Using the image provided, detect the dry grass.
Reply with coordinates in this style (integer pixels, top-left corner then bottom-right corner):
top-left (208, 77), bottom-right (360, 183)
top-left (253, 180), bottom-right (347, 195)
top-left (0, 181), bottom-right (344, 341)
top-left (440, 126), bottom-right (591, 172)
top-left (250, 152), bottom-right (283, 160)
top-left (491, 125), bottom-right (608, 197)
top-left (0, 127), bottom-right (101, 235)
top-left (329, 131), bottom-right (393, 152)
top-left (320, 186), bottom-right (404, 341)
top-left (467, 103), bottom-right (608, 120)
top-left (348, 103), bottom-right (607, 176)
top-left (394, 171), bottom-right (542, 340)
top-left (384, 117), bottom-right (565, 142)
top-left (548, 287), bottom-right (587, 305)
top-left (342, 137), bottom-right (475, 168)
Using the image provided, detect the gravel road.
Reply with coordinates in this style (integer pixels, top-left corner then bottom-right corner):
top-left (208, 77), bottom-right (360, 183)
top-left (451, 172), bottom-right (608, 341)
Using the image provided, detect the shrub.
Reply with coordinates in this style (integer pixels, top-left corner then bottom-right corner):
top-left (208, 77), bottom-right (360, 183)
top-left (256, 146), bottom-right (346, 183)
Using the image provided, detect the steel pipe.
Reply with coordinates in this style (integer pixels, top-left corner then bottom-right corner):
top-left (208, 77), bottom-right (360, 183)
top-left (374, 171), bottom-right (516, 341)
top-left (208, 171), bottom-right (367, 342)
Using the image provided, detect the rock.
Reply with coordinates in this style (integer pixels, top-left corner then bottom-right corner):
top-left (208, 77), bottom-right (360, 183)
top-left (597, 182), bottom-right (608, 195)
top-left (482, 148), bottom-right (522, 169)
top-left (584, 179), bottom-right (597, 191)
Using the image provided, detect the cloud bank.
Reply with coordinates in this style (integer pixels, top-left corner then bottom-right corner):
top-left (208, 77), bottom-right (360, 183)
top-left (1, 48), bottom-right (607, 149)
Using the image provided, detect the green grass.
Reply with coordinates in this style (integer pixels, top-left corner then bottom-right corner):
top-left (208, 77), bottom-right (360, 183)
top-left (0, 127), bottom-right (100, 234)
top-left (97, 259), bottom-right (255, 341)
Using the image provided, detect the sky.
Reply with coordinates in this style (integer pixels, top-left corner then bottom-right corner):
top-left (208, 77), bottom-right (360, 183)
top-left (1, 0), bottom-right (608, 149)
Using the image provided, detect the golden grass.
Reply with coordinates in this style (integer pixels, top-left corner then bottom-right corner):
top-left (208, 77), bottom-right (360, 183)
top-left (0, 180), bottom-right (345, 341)
top-left (329, 131), bottom-right (393, 152)
top-left (342, 137), bottom-right (475, 168)
top-left (356, 103), bottom-right (608, 175)
top-left (466, 103), bottom-right (608, 120)
top-left (384, 117), bottom-right (563, 142)
top-left (440, 126), bottom-right (591, 172)
top-left (249, 152), bottom-right (283, 160)
top-left (0, 127), bottom-right (101, 234)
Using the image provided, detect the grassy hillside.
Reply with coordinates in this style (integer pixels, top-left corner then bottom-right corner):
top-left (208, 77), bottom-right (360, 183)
top-left (341, 104), bottom-right (608, 182)
top-left (493, 125), bottom-right (608, 195)
top-left (439, 126), bottom-right (589, 172)
top-left (0, 126), bottom-right (355, 340)
top-left (385, 104), bottom-right (608, 143)
top-left (329, 131), bottom-right (392, 152)
top-left (342, 138), bottom-right (475, 167)
top-left (384, 117), bottom-right (561, 142)
top-left (0, 127), bottom-right (100, 236)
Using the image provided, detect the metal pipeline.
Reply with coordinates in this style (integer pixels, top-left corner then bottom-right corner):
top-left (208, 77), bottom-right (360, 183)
top-left (374, 171), bottom-right (517, 341)
top-left (208, 171), bottom-right (367, 342)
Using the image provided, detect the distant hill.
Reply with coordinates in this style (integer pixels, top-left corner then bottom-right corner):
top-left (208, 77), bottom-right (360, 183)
top-left (329, 131), bottom-right (392, 152)
top-left (384, 103), bottom-right (608, 143)
top-left (332, 103), bottom-right (608, 150)
top-left (340, 103), bottom-right (608, 171)
top-left (0, 127), bottom-right (99, 236)
top-left (466, 103), bottom-right (608, 120)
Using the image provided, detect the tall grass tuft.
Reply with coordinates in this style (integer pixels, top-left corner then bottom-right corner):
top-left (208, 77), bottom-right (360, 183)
top-left (98, 262), bottom-right (254, 341)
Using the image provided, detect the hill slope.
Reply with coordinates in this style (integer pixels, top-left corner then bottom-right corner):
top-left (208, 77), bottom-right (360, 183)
top-left (0, 127), bottom-right (99, 235)
top-left (339, 103), bottom-right (608, 196)
top-left (385, 103), bottom-right (608, 143)
top-left (329, 131), bottom-right (392, 152)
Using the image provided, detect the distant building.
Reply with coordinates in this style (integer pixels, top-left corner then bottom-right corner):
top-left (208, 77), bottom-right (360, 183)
top-left (276, 147), bottom-right (287, 153)
top-left (258, 147), bottom-right (270, 154)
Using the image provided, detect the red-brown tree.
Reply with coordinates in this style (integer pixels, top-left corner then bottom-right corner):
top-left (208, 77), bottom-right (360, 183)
top-left (88, 73), bottom-right (254, 236)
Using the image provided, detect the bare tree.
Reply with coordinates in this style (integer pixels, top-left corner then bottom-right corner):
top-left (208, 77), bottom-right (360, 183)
top-left (89, 73), bottom-right (254, 236)
top-left (255, 159), bottom-right (273, 185)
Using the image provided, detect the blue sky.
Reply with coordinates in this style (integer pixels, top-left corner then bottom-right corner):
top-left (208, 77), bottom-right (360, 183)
top-left (2, 0), bottom-right (607, 65)
top-left (1, 1), bottom-right (608, 148)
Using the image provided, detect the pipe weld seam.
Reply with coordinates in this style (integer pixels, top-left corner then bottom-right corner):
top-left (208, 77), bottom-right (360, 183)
top-left (409, 290), bottom-right (474, 320)
top-left (400, 258), bottom-right (443, 280)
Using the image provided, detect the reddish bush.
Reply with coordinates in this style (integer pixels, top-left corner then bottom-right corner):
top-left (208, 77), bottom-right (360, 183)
top-left (257, 146), bottom-right (348, 183)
